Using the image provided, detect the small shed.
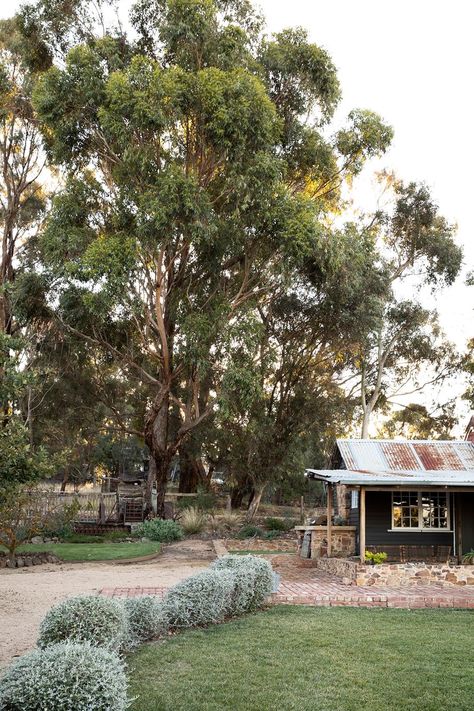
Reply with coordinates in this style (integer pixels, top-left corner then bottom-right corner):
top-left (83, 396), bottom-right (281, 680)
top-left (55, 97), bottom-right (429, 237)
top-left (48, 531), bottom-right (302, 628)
top-left (306, 439), bottom-right (474, 563)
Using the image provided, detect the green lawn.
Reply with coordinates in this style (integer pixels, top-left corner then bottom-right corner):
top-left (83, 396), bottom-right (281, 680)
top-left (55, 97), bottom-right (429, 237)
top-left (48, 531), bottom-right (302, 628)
top-left (3, 541), bottom-right (161, 561)
top-left (128, 606), bottom-right (474, 711)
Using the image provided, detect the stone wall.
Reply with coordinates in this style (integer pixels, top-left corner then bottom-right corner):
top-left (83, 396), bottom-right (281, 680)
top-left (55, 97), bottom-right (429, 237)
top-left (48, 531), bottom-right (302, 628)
top-left (317, 556), bottom-right (474, 587)
top-left (0, 552), bottom-right (61, 569)
top-left (295, 526), bottom-right (356, 559)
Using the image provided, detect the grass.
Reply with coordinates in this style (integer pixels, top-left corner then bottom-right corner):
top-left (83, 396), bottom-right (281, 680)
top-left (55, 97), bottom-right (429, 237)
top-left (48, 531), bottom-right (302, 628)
top-left (2, 541), bottom-right (161, 561)
top-left (128, 606), bottom-right (474, 711)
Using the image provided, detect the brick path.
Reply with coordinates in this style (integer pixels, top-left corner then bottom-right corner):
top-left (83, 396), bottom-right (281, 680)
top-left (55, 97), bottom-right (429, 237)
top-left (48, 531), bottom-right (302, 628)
top-left (100, 561), bottom-right (474, 609)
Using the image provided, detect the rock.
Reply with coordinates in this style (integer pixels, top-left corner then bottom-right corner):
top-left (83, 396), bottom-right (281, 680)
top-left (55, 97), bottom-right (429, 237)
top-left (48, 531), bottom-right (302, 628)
top-left (24, 557), bottom-right (33, 567)
top-left (6, 559), bottom-right (16, 568)
top-left (30, 536), bottom-right (43, 545)
top-left (16, 557), bottom-right (24, 568)
top-left (32, 557), bottom-right (41, 565)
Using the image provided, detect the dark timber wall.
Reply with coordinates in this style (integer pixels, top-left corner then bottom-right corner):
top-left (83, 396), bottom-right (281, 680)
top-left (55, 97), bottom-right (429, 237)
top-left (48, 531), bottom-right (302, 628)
top-left (365, 491), bottom-right (453, 547)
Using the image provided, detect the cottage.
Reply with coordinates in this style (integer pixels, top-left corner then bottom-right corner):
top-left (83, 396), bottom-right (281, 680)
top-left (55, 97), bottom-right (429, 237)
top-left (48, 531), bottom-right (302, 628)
top-left (306, 439), bottom-right (474, 564)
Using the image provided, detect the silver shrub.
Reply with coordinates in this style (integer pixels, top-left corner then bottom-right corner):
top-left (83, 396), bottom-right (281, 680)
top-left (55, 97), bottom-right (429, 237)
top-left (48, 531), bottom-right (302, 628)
top-left (0, 642), bottom-right (129, 711)
top-left (122, 596), bottom-right (168, 648)
top-left (163, 569), bottom-right (235, 628)
top-left (212, 555), bottom-right (274, 612)
top-left (38, 595), bottom-right (128, 652)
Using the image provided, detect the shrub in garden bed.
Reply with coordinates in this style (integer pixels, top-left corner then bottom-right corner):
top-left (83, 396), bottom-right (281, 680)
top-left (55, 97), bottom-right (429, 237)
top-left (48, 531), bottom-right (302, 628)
top-left (236, 524), bottom-right (263, 539)
top-left (38, 595), bottom-right (128, 651)
top-left (264, 517), bottom-right (295, 532)
top-left (122, 596), bottom-right (168, 648)
top-left (212, 555), bottom-right (274, 611)
top-left (134, 518), bottom-right (183, 543)
top-left (0, 642), bottom-right (129, 711)
top-left (163, 569), bottom-right (235, 627)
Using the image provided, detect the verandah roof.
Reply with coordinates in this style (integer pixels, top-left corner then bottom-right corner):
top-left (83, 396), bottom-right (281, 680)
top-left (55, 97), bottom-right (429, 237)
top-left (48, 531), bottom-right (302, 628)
top-left (306, 439), bottom-right (474, 487)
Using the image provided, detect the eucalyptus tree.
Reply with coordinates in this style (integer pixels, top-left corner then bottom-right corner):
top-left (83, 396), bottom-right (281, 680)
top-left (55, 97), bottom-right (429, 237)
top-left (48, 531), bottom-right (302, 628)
top-left (352, 180), bottom-right (462, 437)
top-left (29, 0), bottom-right (392, 512)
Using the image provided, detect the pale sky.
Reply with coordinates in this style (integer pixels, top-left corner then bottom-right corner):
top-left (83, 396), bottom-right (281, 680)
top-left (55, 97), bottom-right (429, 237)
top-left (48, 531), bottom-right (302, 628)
top-left (2, 0), bottom-right (473, 428)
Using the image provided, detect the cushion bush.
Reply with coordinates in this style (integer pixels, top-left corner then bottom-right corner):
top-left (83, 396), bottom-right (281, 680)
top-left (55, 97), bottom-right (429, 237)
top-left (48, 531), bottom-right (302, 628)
top-left (212, 555), bottom-right (274, 611)
top-left (122, 595), bottom-right (168, 648)
top-left (0, 642), bottom-right (129, 711)
top-left (38, 595), bottom-right (128, 651)
top-left (163, 569), bottom-right (235, 627)
top-left (134, 518), bottom-right (183, 543)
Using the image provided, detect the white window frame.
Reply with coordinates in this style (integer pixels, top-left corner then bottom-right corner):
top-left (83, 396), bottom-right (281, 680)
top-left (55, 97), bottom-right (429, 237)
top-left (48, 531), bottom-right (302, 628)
top-left (390, 491), bottom-right (451, 532)
top-left (351, 490), bottom-right (359, 509)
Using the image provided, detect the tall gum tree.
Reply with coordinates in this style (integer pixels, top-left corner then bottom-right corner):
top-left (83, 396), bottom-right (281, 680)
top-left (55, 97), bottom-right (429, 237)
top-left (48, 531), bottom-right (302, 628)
top-left (351, 180), bottom-right (462, 437)
top-left (30, 0), bottom-right (392, 513)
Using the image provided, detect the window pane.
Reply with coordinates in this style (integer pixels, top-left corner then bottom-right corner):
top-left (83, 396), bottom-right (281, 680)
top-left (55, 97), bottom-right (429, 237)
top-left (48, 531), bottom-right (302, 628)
top-left (421, 492), bottom-right (448, 529)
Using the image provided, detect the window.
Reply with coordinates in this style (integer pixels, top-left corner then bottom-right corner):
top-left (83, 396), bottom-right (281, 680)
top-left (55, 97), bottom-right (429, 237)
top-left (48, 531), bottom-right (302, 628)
top-left (351, 490), bottom-right (359, 509)
top-left (392, 491), bottom-right (449, 530)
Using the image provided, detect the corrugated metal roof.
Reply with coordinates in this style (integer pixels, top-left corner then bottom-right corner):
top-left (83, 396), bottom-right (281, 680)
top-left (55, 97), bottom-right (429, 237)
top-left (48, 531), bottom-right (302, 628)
top-left (306, 439), bottom-right (474, 487)
top-left (336, 439), bottom-right (474, 473)
top-left (305, 468), bottom-right (474, 487)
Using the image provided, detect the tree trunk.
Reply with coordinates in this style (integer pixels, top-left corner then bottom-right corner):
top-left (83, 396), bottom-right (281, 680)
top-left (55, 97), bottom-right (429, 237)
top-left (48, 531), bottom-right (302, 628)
top-left (245, 483), bottom-right (266, 522)
top-left (144, 390), bottom-right (170, 517)
top-left (361, 410), bottom-right (371, 438)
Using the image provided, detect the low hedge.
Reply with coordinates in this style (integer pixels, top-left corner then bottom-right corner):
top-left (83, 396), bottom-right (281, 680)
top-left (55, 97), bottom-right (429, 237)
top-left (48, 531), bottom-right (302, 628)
top-left (122, 596), bottom-right (168, 648)
top-left (163, 569), bottom-right (235, 627)
top-left (212, 555), bottom-right (274, 611)
top-left (38, 595), bottom-right (128, 652)
top-left (0, 642), bottom-right (129, 711)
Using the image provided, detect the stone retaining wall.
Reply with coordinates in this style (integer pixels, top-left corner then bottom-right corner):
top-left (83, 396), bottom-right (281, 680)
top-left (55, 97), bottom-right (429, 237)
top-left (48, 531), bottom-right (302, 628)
top-left (227, 538), bottom-right (296, 552)
top-left (317, 557), bottom-right (474, 587)
top-left (0, 552), bottom-right (61, 569)
top-left (295, 526), bottom-right (356, 559)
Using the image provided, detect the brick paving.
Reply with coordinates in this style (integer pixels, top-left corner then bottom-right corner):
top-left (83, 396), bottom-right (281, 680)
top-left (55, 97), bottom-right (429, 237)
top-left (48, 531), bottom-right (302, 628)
top-left (100, 559), bottom-right (474, 609)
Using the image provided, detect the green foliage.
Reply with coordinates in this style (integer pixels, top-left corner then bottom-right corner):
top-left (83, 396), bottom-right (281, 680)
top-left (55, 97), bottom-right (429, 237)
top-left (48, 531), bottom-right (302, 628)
top-left (365, 551), bottom-right (388, 565)
top-left (38, 595), bottom-right (128, 651)
top-left (122, 596), bottom-right (168, 648)
top-left (134, 518), bottom-right (184, 542)
top-left (462, 550), bottom-right (474, 565)
top-left (211, 554), bottom-right (273, 611)
top-left (236, 524), bottom-right (263, 539)
top-left (264, 517), bottom-right (293, 532)
top-left (163, 568), bottom-right (235, 627)
top-left (194, 487), bottom-right (217, 511)
top-left (0, 642), bottom-right (129, 711)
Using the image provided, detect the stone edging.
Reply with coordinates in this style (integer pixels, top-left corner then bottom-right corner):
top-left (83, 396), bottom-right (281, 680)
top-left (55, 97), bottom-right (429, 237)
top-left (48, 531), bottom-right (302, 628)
top-left (0, 552), bottom-right (61, 569)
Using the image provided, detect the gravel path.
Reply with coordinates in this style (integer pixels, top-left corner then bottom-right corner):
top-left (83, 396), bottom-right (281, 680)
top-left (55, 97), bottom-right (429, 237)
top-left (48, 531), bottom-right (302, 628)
top-left (0, 540), bottom-right (214, 669)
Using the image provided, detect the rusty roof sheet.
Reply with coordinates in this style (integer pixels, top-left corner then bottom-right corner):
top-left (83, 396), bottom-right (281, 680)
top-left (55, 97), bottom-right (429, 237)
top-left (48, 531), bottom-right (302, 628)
top-left (305, 468), bottom-right (474, 487)
top-left (336, 439), bottom-right (474, 473)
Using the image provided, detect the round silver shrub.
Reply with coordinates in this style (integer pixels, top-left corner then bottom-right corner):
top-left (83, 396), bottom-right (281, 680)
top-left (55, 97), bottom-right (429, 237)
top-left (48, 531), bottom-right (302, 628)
top-left (163, 569), bottom-right (235, 627)
top-left (122, 595), bottom-right (168, 648)
top-left (38, 595), bottom-right (128, 652)
top-left (0, 642), bottom-right (129, 711)
top-left (212, 555), bottom-right (274, 611)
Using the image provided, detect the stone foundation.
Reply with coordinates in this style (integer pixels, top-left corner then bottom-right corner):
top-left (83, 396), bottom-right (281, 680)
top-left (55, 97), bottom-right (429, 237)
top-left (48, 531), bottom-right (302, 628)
top-left (317, 557), bottom-right (474, 587)
top-left (295, 526), bottom-right (356, 559)
top-left (227, 538), bottom-right (296, 552)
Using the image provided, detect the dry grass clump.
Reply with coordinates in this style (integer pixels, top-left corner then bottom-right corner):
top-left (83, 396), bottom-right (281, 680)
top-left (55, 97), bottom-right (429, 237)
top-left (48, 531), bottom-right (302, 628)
top-left (180, 507), bottom-right (207, 534)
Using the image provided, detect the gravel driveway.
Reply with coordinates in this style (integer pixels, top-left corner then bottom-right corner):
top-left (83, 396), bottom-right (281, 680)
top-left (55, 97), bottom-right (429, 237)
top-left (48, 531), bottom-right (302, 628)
top-left (0, 540), bottom-right (214, 669)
